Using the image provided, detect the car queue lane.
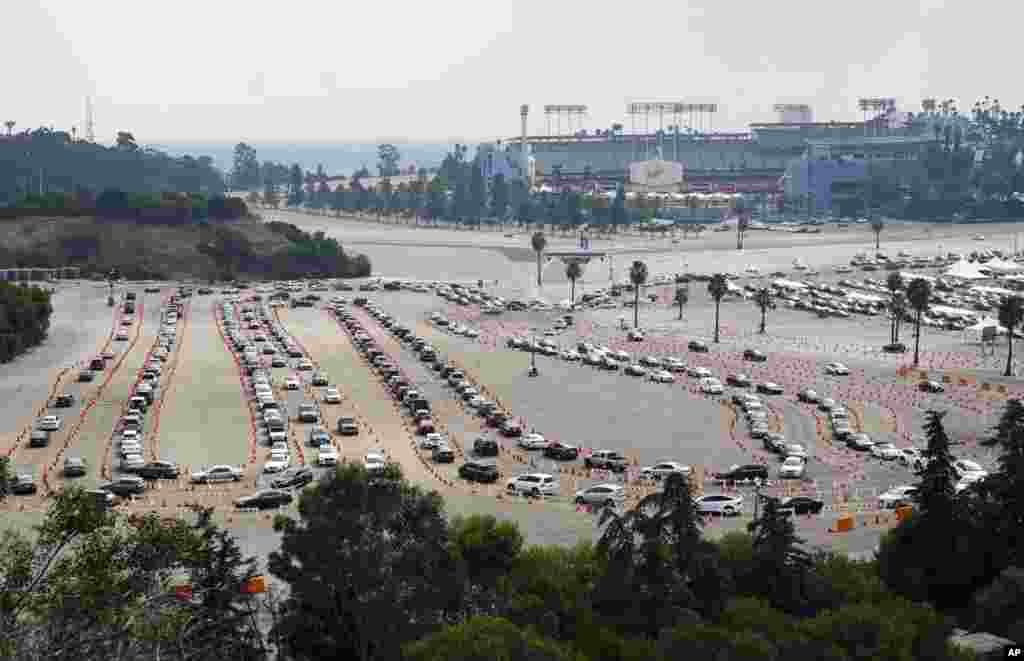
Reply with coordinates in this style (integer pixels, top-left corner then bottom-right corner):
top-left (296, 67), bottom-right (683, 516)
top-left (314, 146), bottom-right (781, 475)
top-left (154, 297), bottom-right (253, 474)
top-left (57, 293), bottom-right (164, 488)
top-left (272, 305), bottom-right (445, 491)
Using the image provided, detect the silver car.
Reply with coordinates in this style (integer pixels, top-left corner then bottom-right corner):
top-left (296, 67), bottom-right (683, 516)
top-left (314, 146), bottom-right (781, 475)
top-left (694, 494), bottom-right (744, 516)
top-left (574, 483), bottom-right (625, 508)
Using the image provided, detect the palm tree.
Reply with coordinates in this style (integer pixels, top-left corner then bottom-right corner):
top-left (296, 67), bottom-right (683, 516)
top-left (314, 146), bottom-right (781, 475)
top-left (566, 261), bottom-right (583, 308)
top-left (886, 272), bottom-right (905, 344)
top-left (907, 278), bottom-right (933, 367)
top-left (674, 276), bottom-right (689, 321)
top-left (708, 274), bottom-right (728, 343)
top-left (998, 295), bottom-right (1024, 376)
top-left (531, 231), bottom-right (547, 288)
top-left (755, 287), bottom-right (773, 334)
top-left (871, 218), bottom-right (885, 251)
top-left (629, 260), bottom-right (648, 329)
top-left (3, 120), bottom-right (14, 136)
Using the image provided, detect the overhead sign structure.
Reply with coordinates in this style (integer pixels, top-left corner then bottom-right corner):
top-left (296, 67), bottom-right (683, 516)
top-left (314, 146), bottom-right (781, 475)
top-left (629, 159), bottom-right (684, 188)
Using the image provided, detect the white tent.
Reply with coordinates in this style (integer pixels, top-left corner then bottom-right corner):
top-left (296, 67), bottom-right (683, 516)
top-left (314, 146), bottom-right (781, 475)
top-left (981, 257), bottom-right (1024, 272)
top-left (944, 260), bottom-right (988, 280)
top-left (772, 278), bottom-right (808, 291)
top-left (964, 316), bottom-right (1006, 342)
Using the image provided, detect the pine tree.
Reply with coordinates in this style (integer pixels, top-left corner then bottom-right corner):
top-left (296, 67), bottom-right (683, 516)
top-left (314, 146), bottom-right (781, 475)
top-left (747, 498), bottom-right (813, 614)
top-left (914, 410), bottom-right (958, 520)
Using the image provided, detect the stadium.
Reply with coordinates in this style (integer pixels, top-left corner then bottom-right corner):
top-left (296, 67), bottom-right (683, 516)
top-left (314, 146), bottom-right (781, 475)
top-left (484, 99), bottom-right (945, 214)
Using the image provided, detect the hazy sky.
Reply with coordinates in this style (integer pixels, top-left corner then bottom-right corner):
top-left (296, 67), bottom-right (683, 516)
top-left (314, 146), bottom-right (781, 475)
top-left (5, 0), bottom-right (1017, 144)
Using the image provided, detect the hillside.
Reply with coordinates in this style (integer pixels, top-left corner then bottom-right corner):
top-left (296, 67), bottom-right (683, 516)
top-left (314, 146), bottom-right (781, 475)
top-left (0, 216), bottom-right (371, 281)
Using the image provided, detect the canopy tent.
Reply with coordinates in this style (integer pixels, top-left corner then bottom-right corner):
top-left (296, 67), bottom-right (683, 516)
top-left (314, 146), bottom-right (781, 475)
top-left (772, 278), bottom-right (808, 291)
top-left (963, 316), bottom-right (1007, 342)
top-left (970, 285), bottom-right (1016, 297)
top-left (945, 260), bottom-right (988, 280)
top-left (980, 257), bottom-right (1024, 273)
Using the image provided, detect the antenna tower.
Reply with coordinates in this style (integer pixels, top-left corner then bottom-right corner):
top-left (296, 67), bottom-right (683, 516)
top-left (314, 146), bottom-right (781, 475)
top-left (85, 96), bottom-right (96, 143)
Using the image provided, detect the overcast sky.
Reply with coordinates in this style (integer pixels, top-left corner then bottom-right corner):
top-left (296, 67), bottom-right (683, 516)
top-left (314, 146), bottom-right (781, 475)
top-left (5, 0), bottom-right (1017, 144)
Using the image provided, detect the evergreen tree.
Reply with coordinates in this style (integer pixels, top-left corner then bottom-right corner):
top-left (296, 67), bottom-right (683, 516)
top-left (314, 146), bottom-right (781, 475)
top-left (470, 158), bottom-right (486, 225)
top-left (915, 410), bottom-right (958, 520)
top-left (747, 498), bottom-right (813, 614)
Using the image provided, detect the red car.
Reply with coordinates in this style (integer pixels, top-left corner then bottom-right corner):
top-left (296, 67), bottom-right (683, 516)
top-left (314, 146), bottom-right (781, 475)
top-left (417, 418), bottom-right (436, 435)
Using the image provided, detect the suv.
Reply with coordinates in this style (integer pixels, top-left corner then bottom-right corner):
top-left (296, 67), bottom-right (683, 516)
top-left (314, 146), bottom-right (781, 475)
top-left (336, 417), bottom-right (358, 435)
top-left (459, 461), bottom-right (499, 483)
top-left (54, 393), bottom-right (75, 408)
top-left (544, 442), bottom-right (580, 461)
top-left (714, 464), bottom-right (769, 482)
top-left (63, 456), bottom-right (88, 478)
top-left (584, 450), bottom-right (628, 472)
top-left (473, 437), bottom-right (499, 457)
top-left (297, 403), bottom-right (320, 423)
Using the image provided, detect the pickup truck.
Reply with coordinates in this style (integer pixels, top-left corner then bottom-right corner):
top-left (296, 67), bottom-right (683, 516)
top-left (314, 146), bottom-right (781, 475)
top-left (584, 450), bottom-right (629, 472)
top-left (190, 465), bottom-right (243, 483)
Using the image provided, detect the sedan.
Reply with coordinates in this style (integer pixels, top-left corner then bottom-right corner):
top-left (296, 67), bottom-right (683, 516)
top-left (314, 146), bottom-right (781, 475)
top-left (99, 476), bottom-right (146, 497)
top-left (824, 362), bottom-right (850, 376)
top-left (726, 373), bottom-right (751, 387)
top-left (625, 364), bottom-right (647, 377)
top-left (784, 443), bottom-right (808, 460)
top-left (263, 452), bottom-right (291, 473)
top-left (136, 461), bottom-right (180, 480)
top-left (640, 461), bottom-right (691, 480)
top-left (639, 356), bottom-right (663, 368)
top-left (323, 387), bottom-right (342, 404)
top-left (688, 340), bottom-right (709, 353)
top-left (419, 433), bottom-right (447, 450)
top-left (297, 360), bottom-right (314, 371)
top-left (743, 349), bottom-right (767, 362)
top-left (543, 442), bottom-right (579, 460)
top-left (560, 350), bottom-right (581, 361)
top-left (846, 432), bottom-right (874, 450)
top-left (694, 494), bottom-right (744, 517)
top-left (518, 433), bottom-right (549, 450)
top-left (797, 388), bottom-right (820, 403)
top-left (574, 483), bottom-right (625, 508)
top-left (870, 442), bottom-right (900, 460)
top-left (919, 380), bottom-right (945, 393)
top-left (757, 382), bottom-right (784, 395)
top-left (649, 369), bottom-right (675, 383)
top-left (898, 447), bottom-right (923, 467)
top-left (235, 490), bottom-right (293, 510)
top-left (778, 456), bottom-right (806, 479)
top-left (687, 366), bottom-right (712, 379)
top-left (663, 358), bottom-right (686, 372)
top-left (38, 415), bottom-right (62, 432)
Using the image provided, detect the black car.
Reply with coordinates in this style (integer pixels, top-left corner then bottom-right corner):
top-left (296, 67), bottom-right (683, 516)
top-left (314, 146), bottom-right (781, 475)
top-left (235, 489), bottom-right (294, 510)
top-left (271, 466), bottom-right (315, 489)
top-left (29, 429), bottom-right (50, 448)
top-left (544, 442), bottom-right (580, 461)
top-left (584, 450), bottom-right (628, 471)
top-left (714, 464), bottom-right (769, 482)
top-left (459, 461), bottom-right (499, 483)
top-left (919, 380), bottom-right (945, 393)
top-left (54, 393), bottom-right (75, 408)
top-left (743, 349), bottom-right (767, 362)
top-left (136, 461), bottom-right (180, 480)
top-left (10, 474), bottom-right (38, 495)
top-left (440, 366), bottom-right (456, 378)
top-left (432, 446), bottom-right (456, 463)
top-left (762, 495), bottom-right (825, 516)
top-left (883, 342), bottom-right (907, 353)
top-left (473, 437), bottom-right (499, 457)
top-left (688, 340), bottom-right (709, 353)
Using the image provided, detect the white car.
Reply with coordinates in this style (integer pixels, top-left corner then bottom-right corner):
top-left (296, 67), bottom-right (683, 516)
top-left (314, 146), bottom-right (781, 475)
top-left (778, 456), bottom-right (806, 478)
top-left (700, 377), bottom-right (724, 395)
top-left (518, 433), bottom-right (549, 450)
top-left (263, 452), bottom-right (291, 473)
top-left (506, 473), bottom-right (559, 496)
top-left (870, 442), bottom-right (900, 460)
top-left (784, 443), bottom-right (808, 460)
top-left (317, 444), bottom-right (339, 466)
top-left (38, 415), bottom-right (62, 431)
top-left (190, 464), bottom-right (243, 483)
top-left (284, 377), bottom-right (300, 390)
top-left (953, 459), bottom-right (988, 481)
top-left (825, 362), bottom-right (850, 376)
top-left (625, 364), bottom-right (647, 377)
top-left (364, 452), bottom-right (387, 473)
top-left (574, 483), bottom-right (626, 507)
top-left (694, 494), bottom-right (744, 516)
top-left (640, 461), bottom-right (692, 480)
top-left (115, 330), bottom-right (130, 341)
top-left (119, 441), bottom-right (142, 458)
top-left (419, 433), bottom-right (446, 450)
top-left (688, 366), bottom-right (712, 379)
top-left (120, 428), bottom-right (139, 442)
top-left (878, 485), bottom-right (918, 508)
top-left (898, 447), bottom-right (923, 467)
top-left (649, 369), bottom-right (675, 383)
top-left (560, 350), bottom-right (581, 361)
top-left (464, 328), bottom-right (479, 338)
top-left (323, 387), bottom-right (342, 404)
top-left (467, 395), bottom-right (485, 409)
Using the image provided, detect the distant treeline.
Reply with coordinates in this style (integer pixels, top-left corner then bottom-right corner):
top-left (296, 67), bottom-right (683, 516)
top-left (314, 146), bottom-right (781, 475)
top-left (0, 128), bottom-right (225, 205)
top-left (0, 281), bottom-right (53, 363)
top-left (0, 191), bottom-right (249, 222)
top-left (199, 221), bottom-right (372, 281)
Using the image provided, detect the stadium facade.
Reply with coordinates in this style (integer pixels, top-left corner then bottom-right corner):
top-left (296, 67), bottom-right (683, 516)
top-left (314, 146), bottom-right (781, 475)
top-left (485, 103), bottom-right (944, 209)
